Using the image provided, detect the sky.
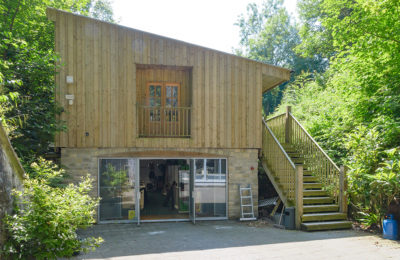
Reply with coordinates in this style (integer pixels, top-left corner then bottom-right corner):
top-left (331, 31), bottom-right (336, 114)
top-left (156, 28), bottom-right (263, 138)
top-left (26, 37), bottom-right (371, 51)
top-left (112, 0), bottom-right (298, 54)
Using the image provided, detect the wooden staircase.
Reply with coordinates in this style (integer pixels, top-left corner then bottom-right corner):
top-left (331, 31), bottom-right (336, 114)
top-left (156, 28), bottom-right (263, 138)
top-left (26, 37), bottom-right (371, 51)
top-left (284, 145), bottom-right (352, 231)
top-left (261, 107), bottom-right (351, 231)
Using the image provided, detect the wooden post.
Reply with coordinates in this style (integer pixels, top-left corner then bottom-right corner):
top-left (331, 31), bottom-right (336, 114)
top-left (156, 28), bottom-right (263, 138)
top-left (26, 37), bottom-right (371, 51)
top-left (339, 166), bottom-right (348, 214)
top-left (295, 165), bottom-right (303, 230)
top-left (285, 106), bottom-right (292, 144)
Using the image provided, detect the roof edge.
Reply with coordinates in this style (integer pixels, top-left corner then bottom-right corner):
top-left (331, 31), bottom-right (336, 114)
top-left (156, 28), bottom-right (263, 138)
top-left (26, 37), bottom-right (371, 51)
top-left (46, 7), bottom-right (292, 75)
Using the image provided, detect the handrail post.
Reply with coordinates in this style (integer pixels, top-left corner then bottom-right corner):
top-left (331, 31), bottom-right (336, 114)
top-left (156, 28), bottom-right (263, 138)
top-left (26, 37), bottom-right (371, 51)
top-left (339, 165), bottom-right (348, 214)
top-left (285, 106), bottom-right (292, 144)
top-left (295, 165), bottom-right (303, 230)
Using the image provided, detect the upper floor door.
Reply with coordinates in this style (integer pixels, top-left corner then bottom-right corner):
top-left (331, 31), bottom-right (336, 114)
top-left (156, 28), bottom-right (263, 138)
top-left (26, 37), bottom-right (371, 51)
top-left (145, 82), bottom-right (181, 136)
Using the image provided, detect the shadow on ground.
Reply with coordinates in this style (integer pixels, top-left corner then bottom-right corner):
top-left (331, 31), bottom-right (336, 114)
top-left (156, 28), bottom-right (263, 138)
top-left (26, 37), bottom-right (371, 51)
top-left (73, 220), bottom-right (388, 259)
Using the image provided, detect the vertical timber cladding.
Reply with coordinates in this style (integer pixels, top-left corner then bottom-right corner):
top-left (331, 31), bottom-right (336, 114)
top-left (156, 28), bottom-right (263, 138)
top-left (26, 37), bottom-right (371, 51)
top-left (50, 8), bottom-right (268, 150)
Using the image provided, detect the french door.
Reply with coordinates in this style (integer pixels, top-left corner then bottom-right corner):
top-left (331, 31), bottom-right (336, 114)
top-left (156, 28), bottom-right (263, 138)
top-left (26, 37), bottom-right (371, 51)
top-left (146, 82), bottom-right (180, 136)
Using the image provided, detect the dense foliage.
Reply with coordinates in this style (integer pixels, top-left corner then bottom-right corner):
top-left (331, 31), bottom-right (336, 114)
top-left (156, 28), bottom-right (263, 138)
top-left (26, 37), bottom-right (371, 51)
top-left (0, 0), bottom-right (114, 168)
top-left (268, 0), bottom-right (400, 227)
top-left (1, 0), bottom-right (115, 257)
top-left (2, 159), bottom-right (102, 258)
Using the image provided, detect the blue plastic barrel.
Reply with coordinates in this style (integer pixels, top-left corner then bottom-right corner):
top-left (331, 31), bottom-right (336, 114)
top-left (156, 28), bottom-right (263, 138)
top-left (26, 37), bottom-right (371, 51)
top-left (383, 214), bottom-right (398, 240)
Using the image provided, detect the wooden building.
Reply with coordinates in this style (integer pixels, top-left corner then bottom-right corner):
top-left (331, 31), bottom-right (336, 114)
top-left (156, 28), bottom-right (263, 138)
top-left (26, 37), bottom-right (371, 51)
top-left (47, 8), bottom-right (349, 230)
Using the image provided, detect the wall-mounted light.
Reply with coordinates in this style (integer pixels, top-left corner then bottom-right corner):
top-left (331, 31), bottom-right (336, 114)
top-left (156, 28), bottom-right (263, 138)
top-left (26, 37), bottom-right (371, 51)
top-left (65, 94), bottom-right (74, 105)
top-left (66, 75), bottom-right (74, 84)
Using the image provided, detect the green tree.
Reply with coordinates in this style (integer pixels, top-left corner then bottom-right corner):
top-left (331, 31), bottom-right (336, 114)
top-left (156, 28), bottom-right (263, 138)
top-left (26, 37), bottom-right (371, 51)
top-left (236, 0), bottom-right (326, 114)
top-left (295, 0), bottom-right (335, 60)
top-left (0, 0), bottom-right (115, 167)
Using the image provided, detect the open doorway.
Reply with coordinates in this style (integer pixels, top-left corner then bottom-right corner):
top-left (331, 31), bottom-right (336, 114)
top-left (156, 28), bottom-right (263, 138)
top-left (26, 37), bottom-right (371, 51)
top-left (140, 159), bottom-right (190, 220)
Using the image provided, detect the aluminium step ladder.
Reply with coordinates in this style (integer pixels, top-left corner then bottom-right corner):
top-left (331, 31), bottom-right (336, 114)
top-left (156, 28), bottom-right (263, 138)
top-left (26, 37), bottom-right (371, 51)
top-left (239, 185), bottom-right (257, 221)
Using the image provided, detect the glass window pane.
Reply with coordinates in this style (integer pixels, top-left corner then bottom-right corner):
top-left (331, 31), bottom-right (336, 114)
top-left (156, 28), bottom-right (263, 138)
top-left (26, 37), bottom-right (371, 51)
top-left (99, 159), bottom-right (136, 221)
top-left (194, 158), bottom-right (226, 218)
top-left (166, 86), bottom-right (172, 97)
top-left (149, 97), bottom-right (154, 106)
top-left (195, 159), bottom-right (204, 180)
top-left (166, 98), bottom-right (171, 107)
top-left (206, 159), bottom-right (219, 180)
top-left (156, 86), bottom-right (161, 96)
top-left (173, 87), bottom-right (178, 97)
top-left (172, 99), bottom-right (178, 107)
top-left (155, 97), bottom-right (161, 106)
top-left (220, 159), bottom-right (226, 180)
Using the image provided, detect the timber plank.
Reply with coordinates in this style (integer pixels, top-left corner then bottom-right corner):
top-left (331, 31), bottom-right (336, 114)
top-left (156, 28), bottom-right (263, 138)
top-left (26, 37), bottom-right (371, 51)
top-left (211, 52), bottom-right (217, 148)
top-left (76, 16), bottom-right (85, 147)
top-left (85, 19), bottom-right (95, 147)
top-left (67, 13), bottom-right (76, 147)
top-left (92, 21), bottom-right (100, 147)
top-left (301, 221), bottom-right (352, 231)
top-left (232, 57), bottom-right (239, 147)
top-left (204, 51), bottom-right (210, 147)
top-left (110, 25), bottom-right (117, 147)
top-left (255, 63), bottom-right (262, 148)
top-left (226, 55), bottom-right (232, 148)
top-left (218, 54), bottom-right (225, 148)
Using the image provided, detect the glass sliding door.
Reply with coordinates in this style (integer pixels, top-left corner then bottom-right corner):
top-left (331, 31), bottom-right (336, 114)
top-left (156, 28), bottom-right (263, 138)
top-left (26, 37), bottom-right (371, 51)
top-left (193, 158), bottom-right (227, 219)
top-left (99, 158), bottom-right (139, 222)
top-left (189, 159), bottom-right (195, 223)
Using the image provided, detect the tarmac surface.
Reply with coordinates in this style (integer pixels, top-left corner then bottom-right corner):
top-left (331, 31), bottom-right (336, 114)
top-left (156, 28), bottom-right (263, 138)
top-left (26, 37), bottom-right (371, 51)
top-left (72, 220), bottom-right (400, 259)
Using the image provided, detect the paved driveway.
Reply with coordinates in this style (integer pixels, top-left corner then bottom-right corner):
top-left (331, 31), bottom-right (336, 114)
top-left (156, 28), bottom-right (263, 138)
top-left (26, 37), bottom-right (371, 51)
top-left (73, 220), bottom-right (400, 259)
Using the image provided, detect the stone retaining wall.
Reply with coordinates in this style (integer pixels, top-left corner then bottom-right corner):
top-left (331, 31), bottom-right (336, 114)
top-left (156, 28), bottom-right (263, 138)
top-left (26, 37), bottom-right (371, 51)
top-left (0, 125), bottom-right (24, 247)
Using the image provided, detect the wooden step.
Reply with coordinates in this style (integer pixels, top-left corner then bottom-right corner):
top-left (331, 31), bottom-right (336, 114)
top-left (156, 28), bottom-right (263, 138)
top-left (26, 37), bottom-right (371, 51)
top-left (303, 176), bottom-right (318, 182)
top-left (302, 212), bottom-right (347, 222)
top-left (304, 183), bottom-right (323, 189)
top-left (301, 221), bottom-right (352, 231)
top-left (282, 147), bottom-right (297, 153)
top-left (303, 190), bottom-right (328, 197)
top-left (291, 158), bottom-right (305, 164)
top-left (303, 170), bottom-right (313, 176)
top-left (281, 143), bottom-right (294, 149)
top-left (303, 197), bottom-right (333, 205)
top-left (286, 152), bottom-right (302, 158)
top-left (303, 204), bottom-right (339, 213)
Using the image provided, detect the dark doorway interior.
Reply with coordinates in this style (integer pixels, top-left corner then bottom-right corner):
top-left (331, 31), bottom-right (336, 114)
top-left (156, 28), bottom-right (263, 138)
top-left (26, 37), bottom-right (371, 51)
top-left (140, 159), bottom-right (190, 220)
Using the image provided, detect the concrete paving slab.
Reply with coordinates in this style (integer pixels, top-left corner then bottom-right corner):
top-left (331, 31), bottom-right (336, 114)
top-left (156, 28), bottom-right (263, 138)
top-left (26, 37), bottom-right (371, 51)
top-left (70, 220), bottom-right (400, 259)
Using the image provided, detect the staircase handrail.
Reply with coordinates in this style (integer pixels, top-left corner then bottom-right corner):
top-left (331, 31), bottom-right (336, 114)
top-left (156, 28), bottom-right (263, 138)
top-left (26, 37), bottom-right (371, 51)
top-left (261, 117), bottom-right (297, 206)
top-left (269, 109), bottom-right (341, 203)
top-left (263, 118), bottom-right (296, 170)
top-left (289, 112), bottom-right (340, 172)
top-left (265, 113), bottom-right (286, 143)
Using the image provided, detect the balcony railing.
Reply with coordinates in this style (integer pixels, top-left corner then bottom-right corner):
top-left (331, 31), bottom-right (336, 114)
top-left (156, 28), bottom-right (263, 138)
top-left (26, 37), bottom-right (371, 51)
top-left (137, 105), bottom-right (191, 137)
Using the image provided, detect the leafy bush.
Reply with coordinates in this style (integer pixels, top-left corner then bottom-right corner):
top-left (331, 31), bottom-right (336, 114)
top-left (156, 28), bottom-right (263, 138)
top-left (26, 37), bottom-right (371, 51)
top-left (346, 127), bottom-right (400, 227)
top-left (28, 157), bottom-right (67, 187)
top-left (1, 160), bottom-right (103, 259)
top-left (369, 149), bottom-right (400, 224)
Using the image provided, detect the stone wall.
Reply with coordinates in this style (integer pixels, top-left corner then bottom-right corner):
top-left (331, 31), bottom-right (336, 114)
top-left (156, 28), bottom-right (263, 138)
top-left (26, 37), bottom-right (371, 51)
top-left (0, 125), bottom-right (24, 247)
top-left (61, 147), bottom-right (259, 220)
